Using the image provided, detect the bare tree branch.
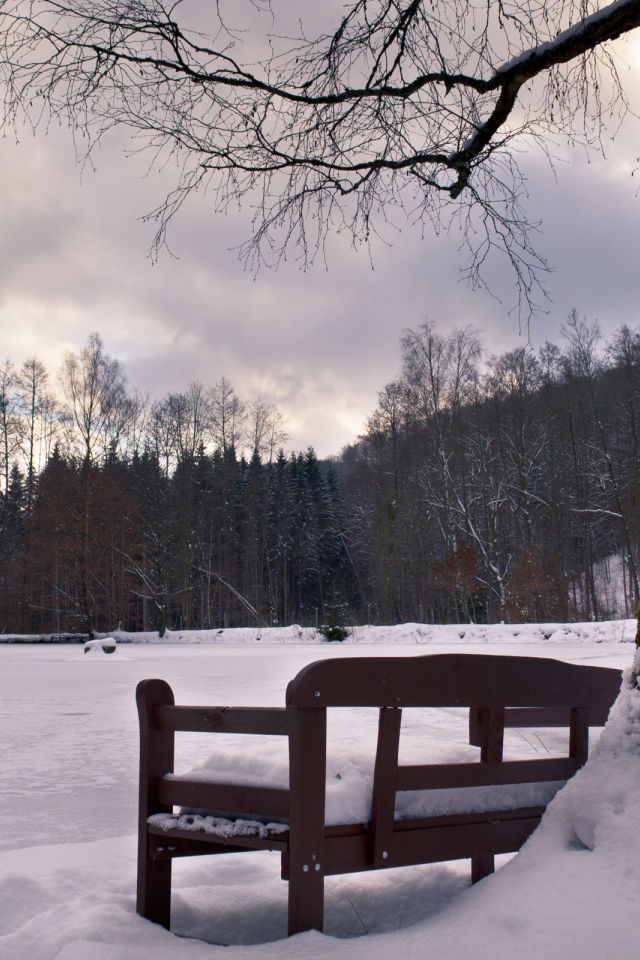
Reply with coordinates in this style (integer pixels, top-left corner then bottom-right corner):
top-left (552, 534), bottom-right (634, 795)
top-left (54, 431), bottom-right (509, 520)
top-left (1, 0), bottom-right (639, 315)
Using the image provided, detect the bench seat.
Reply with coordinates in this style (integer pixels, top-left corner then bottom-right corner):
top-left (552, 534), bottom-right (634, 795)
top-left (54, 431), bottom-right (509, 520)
top-left (146, 803), bottom-right (548, 873)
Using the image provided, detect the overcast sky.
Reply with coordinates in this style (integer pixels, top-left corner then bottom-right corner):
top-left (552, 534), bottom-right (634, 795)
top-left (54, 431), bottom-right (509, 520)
top-left (1, 20), bottom-right (640, 457)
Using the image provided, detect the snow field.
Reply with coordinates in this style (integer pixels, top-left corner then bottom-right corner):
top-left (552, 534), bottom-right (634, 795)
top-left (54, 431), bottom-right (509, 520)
top-left (0, 633), bottom-right (637, 959)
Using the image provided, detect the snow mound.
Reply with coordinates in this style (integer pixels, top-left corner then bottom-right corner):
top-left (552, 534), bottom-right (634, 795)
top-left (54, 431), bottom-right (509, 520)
top-left (4, 618), bottom-right (635, 645)
top-left (66, 638), bottom-right (131, 661)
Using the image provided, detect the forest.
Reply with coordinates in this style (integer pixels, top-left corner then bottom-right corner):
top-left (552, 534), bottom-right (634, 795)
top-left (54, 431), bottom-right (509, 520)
top-left (1, 312), bottom-right (639, 634)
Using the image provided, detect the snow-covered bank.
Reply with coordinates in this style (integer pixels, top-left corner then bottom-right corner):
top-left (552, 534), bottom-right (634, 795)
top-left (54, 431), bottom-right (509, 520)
top-left (2, 617), bottom-right (636, 645)
top-left (96, 617), bottom-right (636, 644)
top-left (0, 636), bottom-right (638, 959)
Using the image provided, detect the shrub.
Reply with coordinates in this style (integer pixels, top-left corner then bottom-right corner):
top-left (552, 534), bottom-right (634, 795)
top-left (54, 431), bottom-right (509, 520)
top-left (317, 624), bottom-right (349, 642)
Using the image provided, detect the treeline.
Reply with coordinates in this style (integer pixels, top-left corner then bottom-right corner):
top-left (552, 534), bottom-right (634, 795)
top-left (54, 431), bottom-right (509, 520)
top-left (0, 334), bottom-right (351, 633)
top-left (340, 311), bottom-right (640, 625)
top-left (2, 444), bottom-right (350, 634)
top-left (1, 315), bottom-right (639, 632)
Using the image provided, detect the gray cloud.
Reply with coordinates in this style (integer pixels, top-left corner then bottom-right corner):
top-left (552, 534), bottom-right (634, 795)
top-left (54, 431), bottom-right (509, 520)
top-left (1, 36), bottom-right (640, 456)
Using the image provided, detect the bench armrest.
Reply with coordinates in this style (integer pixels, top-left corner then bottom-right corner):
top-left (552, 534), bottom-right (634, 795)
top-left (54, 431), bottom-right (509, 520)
top-left (155, 705), bottom-right (288, 735)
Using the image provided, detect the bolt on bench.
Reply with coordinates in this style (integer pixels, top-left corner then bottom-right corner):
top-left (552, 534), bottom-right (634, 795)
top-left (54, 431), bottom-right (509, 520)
top-left (136, 653), bottom-right (622, 937)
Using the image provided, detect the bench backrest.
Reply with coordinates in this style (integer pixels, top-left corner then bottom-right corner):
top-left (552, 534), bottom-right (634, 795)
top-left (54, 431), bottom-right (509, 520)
top-left (137, 653), bottom-right (621, 837)
top-left (285, 653), bottom-right (621, 708)
top-left (284, 653), bottom-right (622, 866)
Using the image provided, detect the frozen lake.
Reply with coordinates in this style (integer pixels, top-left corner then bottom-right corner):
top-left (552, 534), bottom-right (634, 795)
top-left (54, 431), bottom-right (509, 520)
top-left (0, 641), bottom-right (632, 852)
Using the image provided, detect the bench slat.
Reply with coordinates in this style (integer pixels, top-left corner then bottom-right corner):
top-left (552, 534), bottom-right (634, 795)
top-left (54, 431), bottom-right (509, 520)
top-left (157, 777), bottom-right (290, 818)
top-left (396, 756), bottom-right (576, 791)
top-left (148, 833), bottom-right (258, 858)
top-left (323, 813), bottom-right (543, 876)
top-left (155, 705), bottom-right (288, 735)
top-left (504, 706), bottom-right (610, 727)
top-left (152, 803), bottom-right (551, 856)
top-left (369, 707), bottom-right (402, 867)
top-left (391, 804), bottom-right (547, 831)
top-left (147, 824), bottom-right (288, 853)
top-left (287, 655), bottom-right (623, 708)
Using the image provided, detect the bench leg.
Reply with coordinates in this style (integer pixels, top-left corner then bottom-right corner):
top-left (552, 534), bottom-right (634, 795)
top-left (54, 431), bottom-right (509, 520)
top-left (471, 853), bottom-right (495, 884)
top-left (137, 837), bottom-right (172, 929)
top-left (136, 679), bottom-right (175, 930)
top-left (287, 705), bottom-right (327, 936)
top-left (288, 860), bottom-right (324, 936)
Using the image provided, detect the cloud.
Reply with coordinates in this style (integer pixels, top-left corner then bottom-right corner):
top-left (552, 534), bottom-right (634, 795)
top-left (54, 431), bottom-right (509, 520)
top-left (1, 30), bottom-right (640, 456)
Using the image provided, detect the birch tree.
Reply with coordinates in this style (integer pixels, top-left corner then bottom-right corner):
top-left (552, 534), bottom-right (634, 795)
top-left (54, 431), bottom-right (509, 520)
top-left (60, 332), bottom-right (131, 463)
top-left (0, 360), bottom-right (22, 496)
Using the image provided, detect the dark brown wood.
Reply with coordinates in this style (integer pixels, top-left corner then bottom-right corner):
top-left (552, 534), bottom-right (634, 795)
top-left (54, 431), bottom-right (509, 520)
top-left (322, 813), bottom-right (543, 876)
top-left (469, 706), bottom-right (482, 747)
top-left (147, 833), bottom-right (254, 858)
top-left (472, 705), bottom-right (504, 878)
top-left (369, 707), bottom-right (402, 867)
top-left (391, 805), bottom-right (547, 832)
top-left (570, 707), bottom-right (590, 769)
top-left (471, 853), bottom-right (495, 883)
top-left (155, 705), bottom-right (288, 735)
top-left (396, 756), bottom-right (577, 790)
top-left (480, 706), bottom-right (505, 762)
top-left (321, 807), bottom-right (545, 877)
top-left (136, 679), bottom-right (175, 930)
top-left (287, 706), bottom-right (326, 936)
top-left (286, 654), bottom-right (622, 709)
top-left (471, 705), bottom-right (611, 746)
top-left (157, 778), bottom-right (290, 818)
top-left (393, 815), bottom-right (540, 868)
top-left (390, 817), bottom-right (540, 867)
top-left (504, 706), bottom-right (611, 727)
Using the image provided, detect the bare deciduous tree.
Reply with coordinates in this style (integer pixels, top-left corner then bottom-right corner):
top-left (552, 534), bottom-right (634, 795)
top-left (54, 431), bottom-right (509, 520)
top-left (60, 332), bottom-right (130, 462)
top-left (18, 357), bottom-right (57, 514)
top-left (167, 380), bottom-right (211, 462)
top-left (0, 359), bottom-right (22, 495)
top-left (209, 377), bottom-right (247, 453)
top-left (2, 0), bottom-right (639, 314)
top-left (248, 397), bottom-right (290, 462)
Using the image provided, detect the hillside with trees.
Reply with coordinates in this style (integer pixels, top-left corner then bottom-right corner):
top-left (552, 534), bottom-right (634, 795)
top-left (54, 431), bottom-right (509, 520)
top-left (1, 314), bottom-right (639, 633)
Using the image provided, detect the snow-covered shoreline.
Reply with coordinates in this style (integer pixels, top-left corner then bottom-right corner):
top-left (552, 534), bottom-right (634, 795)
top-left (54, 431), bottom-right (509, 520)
top-left (1, 617), bottom-right (635, 645)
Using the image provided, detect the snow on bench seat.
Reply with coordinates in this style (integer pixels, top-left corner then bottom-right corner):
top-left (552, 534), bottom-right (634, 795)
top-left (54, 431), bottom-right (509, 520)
top-left (166, 742), bottom-right (567, 826)
top-left (148, 812), bottom-right (289, 839)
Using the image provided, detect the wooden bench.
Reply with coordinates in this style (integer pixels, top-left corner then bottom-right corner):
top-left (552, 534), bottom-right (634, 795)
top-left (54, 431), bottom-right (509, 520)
top-left (136, 653), bottom-right (622, 937)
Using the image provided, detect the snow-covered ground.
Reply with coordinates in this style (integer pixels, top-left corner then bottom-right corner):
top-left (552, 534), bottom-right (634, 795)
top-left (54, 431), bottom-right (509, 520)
top-left (1, 627), bottom-right (638, 960)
